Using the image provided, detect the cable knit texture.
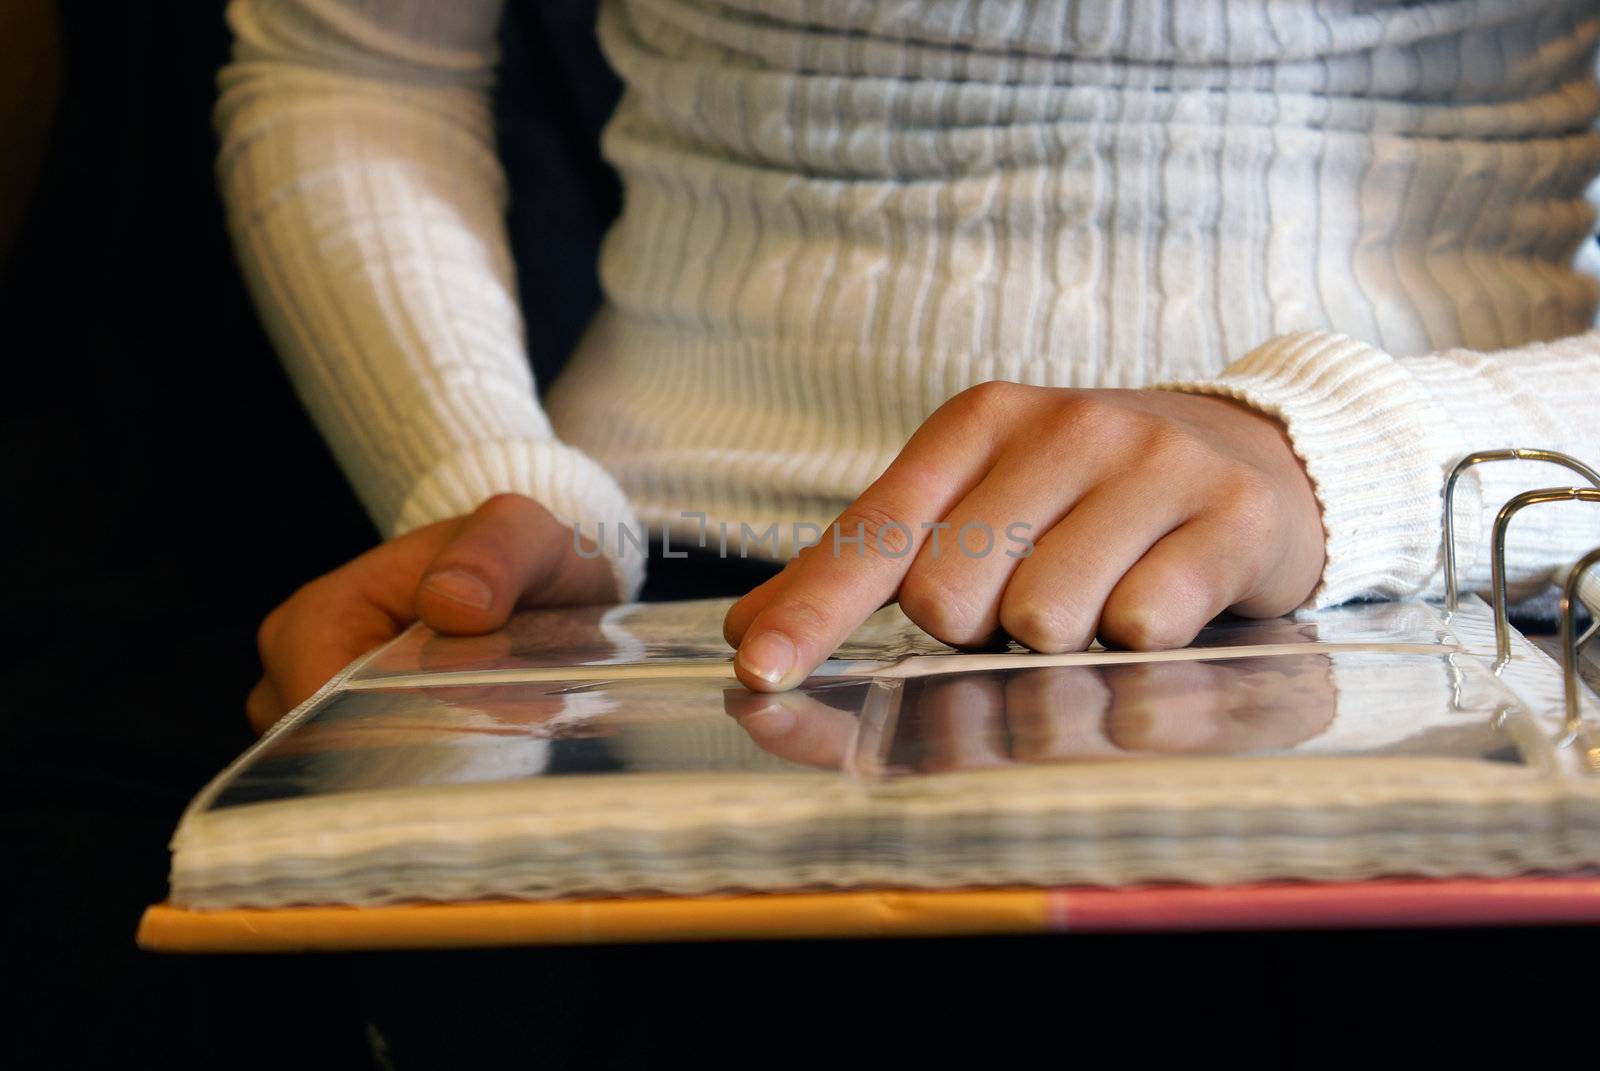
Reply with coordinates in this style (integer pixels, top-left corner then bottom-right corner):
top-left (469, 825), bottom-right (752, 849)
top-left (219, 0), bottom-right (1600, 605)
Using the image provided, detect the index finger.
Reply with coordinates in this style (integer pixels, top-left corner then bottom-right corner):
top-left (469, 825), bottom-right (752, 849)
top-left (730, 413), bottom-right (998, 690)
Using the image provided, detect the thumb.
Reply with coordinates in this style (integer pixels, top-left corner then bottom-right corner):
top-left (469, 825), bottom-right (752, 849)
top-left (414, 493), bottom-right (618, 635)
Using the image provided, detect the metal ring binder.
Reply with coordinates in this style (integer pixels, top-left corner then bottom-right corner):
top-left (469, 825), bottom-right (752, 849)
top-left (1488, 486), bottom-right (1600, 666)
top-left (1451, 447), bottom-right (1600, 753)
top-left (1560, 546), bottom-right (1600, 743)
top-left (1442, 448), bottom-right (1600, 612)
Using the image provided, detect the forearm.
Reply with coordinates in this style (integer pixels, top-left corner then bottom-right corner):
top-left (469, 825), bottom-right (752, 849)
top-left (218, 0), bottom-right (641, 594)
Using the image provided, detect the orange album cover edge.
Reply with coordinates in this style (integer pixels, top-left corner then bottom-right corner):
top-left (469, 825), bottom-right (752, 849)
top-left (137, 888), bottom-right (1053, 953)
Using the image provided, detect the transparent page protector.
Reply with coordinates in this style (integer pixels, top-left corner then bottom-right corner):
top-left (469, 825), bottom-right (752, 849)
top-left (350, 597), bottom-right (1461, 688)
top-left (855, 651), bottom-right (1542, 778)
top-left (205, 646), bottom-right (1544, 816)
top-left (206, 676), bottom-right (878, 812)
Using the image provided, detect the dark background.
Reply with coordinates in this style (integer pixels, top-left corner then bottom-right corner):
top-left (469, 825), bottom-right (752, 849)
top-left (0, 1), bottom-right (374, 1063)
top-left (2, 2), bottom-right (1590, 1066)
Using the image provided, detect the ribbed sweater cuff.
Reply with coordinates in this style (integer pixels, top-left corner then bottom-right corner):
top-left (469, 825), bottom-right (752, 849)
top-left (389, 438), bottom-right (646, 601)
top-left (1153, 330), bottom-right (1464, 608)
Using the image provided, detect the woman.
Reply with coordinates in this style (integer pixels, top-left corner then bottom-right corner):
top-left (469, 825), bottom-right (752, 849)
top-left (220, 0), bottom-right (1600, 731)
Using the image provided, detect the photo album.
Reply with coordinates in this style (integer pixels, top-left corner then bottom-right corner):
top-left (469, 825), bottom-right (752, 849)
top-left (157, 593), bottom-right (1600, 913)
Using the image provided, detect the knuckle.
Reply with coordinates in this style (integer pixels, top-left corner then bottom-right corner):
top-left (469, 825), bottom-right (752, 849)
top-left (478, 492), bottom-right (533, 517)
top-left (1140, 422), bottom-right (1209, 468)
top-left (899, 568), bottom-right (986, 646)
top-left (1099, 602), bottom-right (1190, 651)
top-left (255, 599), bottom-right (294, 662)
top-left (832, 503), bottom-right (915, 562)
top-left (938, 379), bottom-right (1031, 428)
top-left (791, 540), bottom-right (829, 568)
top-left (999, 597), bottom-right (1090, 654)
top-left (471, 492), bottom-right (548, 536)
top-left (1218, 471), bottom-right (1280, 536)
top-left (949, 379), bottom-right (1014, 414)
top-left (1054, 393), bottom-right (1146, 444)
top-left (1104, 564), bottom-right (1223, 649)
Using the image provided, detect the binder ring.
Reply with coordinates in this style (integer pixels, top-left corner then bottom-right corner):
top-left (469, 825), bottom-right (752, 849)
top-left (1559, 545), bottom-right (1600, 743)
top-left (1489, 486), bottom-right (1600, 666)
top-left (1443, 448), bottom-right (1600, 612)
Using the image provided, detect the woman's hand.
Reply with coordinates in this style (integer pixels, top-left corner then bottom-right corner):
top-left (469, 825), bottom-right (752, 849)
top-left (246, 494), bottom-right (615, 733)
top-left (725, 385), bottom-right (1326, 691)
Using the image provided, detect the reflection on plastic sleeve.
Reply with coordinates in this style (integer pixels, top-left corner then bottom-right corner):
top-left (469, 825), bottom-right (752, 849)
top-left (207, 676), bottom-right (878, 811)
top-left (873, 651), bottom-right (1530, 775)
top-left (213, 649), bottom-right (1534, 814)
top-left (351, 596), bottom-right (1450, 686)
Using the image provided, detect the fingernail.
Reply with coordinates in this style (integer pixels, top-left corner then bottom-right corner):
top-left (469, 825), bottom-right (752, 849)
top-left (421, 569), bottom-right (494, 610)
top-left (739, 631), bottom-right (796, 686)
top-left (741, 702), bottom-right (797, 737)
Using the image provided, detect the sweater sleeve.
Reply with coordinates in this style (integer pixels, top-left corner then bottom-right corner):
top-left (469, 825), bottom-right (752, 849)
top-left (216, 0), bottom-right (643, 597)
top-left (1155, 328), bottom-right (1600, 612)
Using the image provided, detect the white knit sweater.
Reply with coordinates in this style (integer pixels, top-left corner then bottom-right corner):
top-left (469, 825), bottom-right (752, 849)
top-left (217, 0), bottom-right (1600, 608)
